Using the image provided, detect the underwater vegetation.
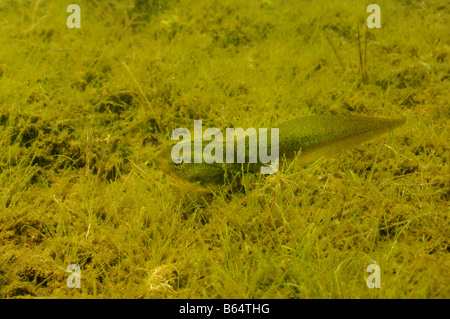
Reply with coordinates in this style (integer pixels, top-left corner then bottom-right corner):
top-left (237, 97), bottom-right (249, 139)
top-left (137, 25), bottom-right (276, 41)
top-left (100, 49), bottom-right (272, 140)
top-left (0, 0), bottom-right (448, 298)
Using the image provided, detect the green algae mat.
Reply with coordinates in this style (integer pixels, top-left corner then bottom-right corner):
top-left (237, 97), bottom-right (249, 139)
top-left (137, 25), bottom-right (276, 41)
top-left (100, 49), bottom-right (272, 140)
top-left (0, 0), bottom-right (449, 298)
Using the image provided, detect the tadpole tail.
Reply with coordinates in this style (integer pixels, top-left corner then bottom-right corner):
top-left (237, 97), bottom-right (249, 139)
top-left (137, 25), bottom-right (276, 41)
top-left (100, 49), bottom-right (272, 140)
top-left (277, 115), bottom-right (406, 165)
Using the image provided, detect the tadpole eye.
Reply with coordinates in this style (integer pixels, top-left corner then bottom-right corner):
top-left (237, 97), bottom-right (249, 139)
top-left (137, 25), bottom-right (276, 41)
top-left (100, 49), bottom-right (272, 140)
top-left (172, 156), bottom-right (183, 165)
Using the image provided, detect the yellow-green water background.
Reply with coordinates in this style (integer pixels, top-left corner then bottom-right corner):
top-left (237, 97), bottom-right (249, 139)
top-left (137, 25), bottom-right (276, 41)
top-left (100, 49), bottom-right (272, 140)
top-left (0, 0), bottom-right (448, 298)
